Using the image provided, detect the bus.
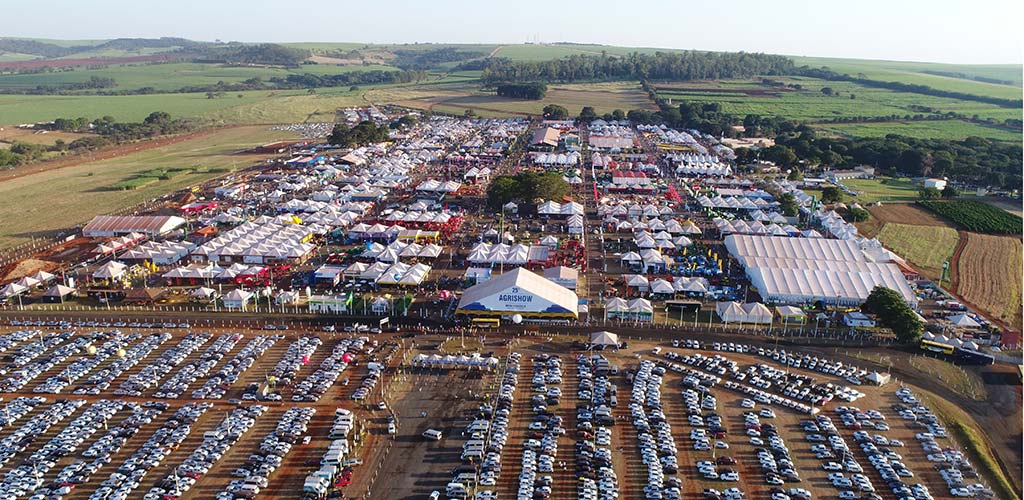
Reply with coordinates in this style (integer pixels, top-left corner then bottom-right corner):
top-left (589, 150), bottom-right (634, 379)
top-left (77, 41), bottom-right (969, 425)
top-left (919, 339), bottom-right (955, 355)
top-left (470, 318), bottom-right (500, 329)
top-left (953, 348), bottom-right (995, 366)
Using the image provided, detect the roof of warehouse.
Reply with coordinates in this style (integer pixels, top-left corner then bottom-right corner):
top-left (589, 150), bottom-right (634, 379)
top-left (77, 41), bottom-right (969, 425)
top-left (83, 215), bottom-right (186, 235)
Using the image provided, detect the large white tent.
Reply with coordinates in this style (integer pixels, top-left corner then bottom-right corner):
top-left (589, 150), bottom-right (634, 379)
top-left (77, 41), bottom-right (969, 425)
top-left (455, 267), bottom-right (578, 319)
top-left (725, 234), bottom-right (917, 307)
top-left (716, 301), bottom-right (773, 324)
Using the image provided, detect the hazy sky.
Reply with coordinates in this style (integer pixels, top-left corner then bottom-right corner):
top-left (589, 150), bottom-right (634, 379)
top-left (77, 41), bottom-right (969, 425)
top-left (5, 0), bottom-right (1022, 64)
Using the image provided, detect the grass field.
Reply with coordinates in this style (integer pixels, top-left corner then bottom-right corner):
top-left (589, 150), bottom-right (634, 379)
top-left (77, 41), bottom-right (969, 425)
top-left (0, 126), bottom-right (293, 249)
top-left (818, 120), bottom-right (1022, 141)
top-left (0, 62), bottom-right (397, 92)
top-left (955, 233), bottom-right (1023, 330)
top-left (654, 77), bottom-right (1021, 141)
top-left (0, 89), bottom-right (317, 124)
top-left (790, 56), bottom-right (1023, 99)
top-left (0, 74), bottom-right (473, 126)
top-left (0, 127), bottom-right (91, 146)
top-left (857, 203), bottom-right (950, 237)
top-left (841, 178), bottom-right (920, 203)
top-left (368, 81), bottom-right (655, 117)
top-left (876, 223), bottom-right (959, 278)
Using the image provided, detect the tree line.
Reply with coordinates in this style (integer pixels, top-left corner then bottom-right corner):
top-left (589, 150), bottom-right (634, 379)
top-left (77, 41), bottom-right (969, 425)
top-left (495, 82), bottom-right (548, 100)
top-left (478, 51), bottom-right (795, 85)
top-left (327, 121), bottom-right (390, 148)
top-left (0, 69), bottom-right (427, 96)
top-left (0, 111), bottom-right (191, 168)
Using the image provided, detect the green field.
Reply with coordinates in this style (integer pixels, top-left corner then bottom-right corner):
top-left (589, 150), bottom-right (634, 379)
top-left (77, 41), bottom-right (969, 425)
top-left (876, 223), bottom-right (959, 277)
top-left (366, 81), bottom-right (655, 117)
top-left (0, 126), bottom-right (294, 249)
top-left (0, 62), bottom-right (398, 92)
top-left (790, 56), bottom-right (1022, 99)
top-left (0, 88), bottom-right (322, 124)
top-left (655, 77), bottom-right (1021, 141)
top-left (820, 120), bottom-right (1023, 141)
top-left (0, 77), bottom-right (472, 126)
top-left (841, 178), bottom-right (920, 203)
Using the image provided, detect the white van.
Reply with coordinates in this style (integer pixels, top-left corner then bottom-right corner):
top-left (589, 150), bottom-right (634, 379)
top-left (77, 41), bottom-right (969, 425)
top-left (445, 482), bottom-right (468, 498)
top-left (422, 429), bottom-right (443, 440)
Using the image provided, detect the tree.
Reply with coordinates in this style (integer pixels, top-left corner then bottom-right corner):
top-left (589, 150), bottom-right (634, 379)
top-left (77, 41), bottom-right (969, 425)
top-left (495, 82), bottom-right (547, 100)
top-left (941, 185), bottom-right (960, 198)
top-left (486, 176), bottom-right (519, 209)
top-left (761, 145), bottom-right (798, 167)
top-left (579, 106), bottom-right (598, 122)
top-left (918, 187), bottom-right (941, 200)
top-left (0, 149), bottom-right (24, 167)
top-left (862, 286), bottom-right (924, 343)
top-left (611, 109), bottom-right (626, 121)
top-left (327, 123), bottom-right (351, 146)
top-left (486, 172), bottom-right (570, 210)
top-left (820, 186), bottom-right (843, 204)
top-left (542, 104), bottom-right (569, 120)
top-left (787, 167), bottom-right (803, 181)
top-left (778, 193), bottom-right (799, 217)
top-left (821, 87), bottom-right (834, 96)
top-left (847, 207), bottom-right (870, 222)
top-left (143, 111), bottom-right (171, 125)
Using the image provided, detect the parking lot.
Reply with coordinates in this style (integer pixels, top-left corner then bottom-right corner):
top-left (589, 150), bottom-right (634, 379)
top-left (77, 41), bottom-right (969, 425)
top-left (0, 325), bottom-right (1000, 500)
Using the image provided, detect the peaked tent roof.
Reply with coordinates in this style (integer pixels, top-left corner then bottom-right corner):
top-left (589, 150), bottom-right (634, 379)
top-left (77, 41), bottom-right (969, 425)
top-left (589, 331), bottom-right (619, 346)
top-left (948, 313), bottom-right (981, 328)
top-left (43, 284), bottom-right (75, 298)
top-left (456, 267), bottom-right (578, 318)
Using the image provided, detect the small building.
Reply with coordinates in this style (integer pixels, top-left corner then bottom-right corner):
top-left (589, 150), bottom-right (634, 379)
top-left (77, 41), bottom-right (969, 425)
top-left (543, 266), bottom-right (579, 290)
top-left (275, 290), bottom-right (300, 306)
top-left (123, 287), bottom-right (167, 305)
top-left (922, 178), bottom-right (947, 190)
top-left (465, 267), bottom-right (492, 285)
top-left (309, 294), bottom-right (348, 314)
top-left (314, 265), bottom-right (345, 288)
top-left (223, 289), bottom-right (254, 310)
top-left (843, 311), bottom-right (877, 328)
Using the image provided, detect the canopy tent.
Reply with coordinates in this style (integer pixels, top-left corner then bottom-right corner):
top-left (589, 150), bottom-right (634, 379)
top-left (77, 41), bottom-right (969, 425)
top-left (1, 282), bottom-right (28, 298)
top-left (775, 305), bottom-right (807, 323)
top-left (649, 278), bottom-right (675, 295)
top-left (223, 289), bottom-right (255, 309)
top-left (605, 297), bottom-right (652, 321)
top-left (30, 271), bottom-right (56, 283)
top-left (947, 313), bottom-right (981, 329)
top-left (716, 301), bottom-right (773, 324)
top-left (191, 287), bottom-right (218, 299)
top-left (865, 372), bottom-right (891, 386)
top-left (14, 276), bottom-right (40, 288)
top-left (93, 261), bottom-right (128, 280)
top-left (589, 331), bottom-right (620, 346)
top-left (43, 284), bottom-right (75, 301)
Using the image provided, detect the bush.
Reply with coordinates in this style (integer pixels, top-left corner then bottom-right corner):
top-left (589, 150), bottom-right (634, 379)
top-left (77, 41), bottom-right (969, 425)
top-left (919, 199), bottom-right (1022, 235)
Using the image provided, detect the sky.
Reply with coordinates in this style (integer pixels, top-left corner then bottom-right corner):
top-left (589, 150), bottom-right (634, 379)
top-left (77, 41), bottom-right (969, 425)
top-left (5, 0), bottom-right (1022, 64)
